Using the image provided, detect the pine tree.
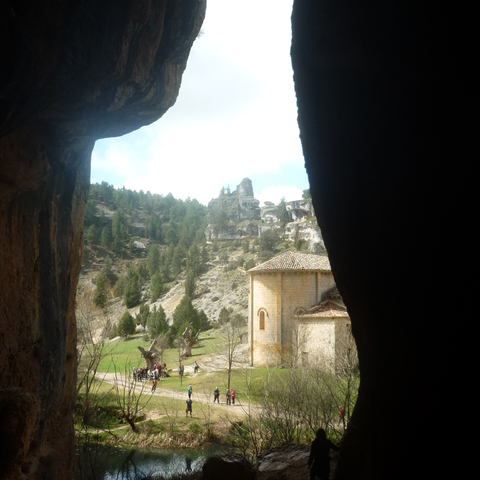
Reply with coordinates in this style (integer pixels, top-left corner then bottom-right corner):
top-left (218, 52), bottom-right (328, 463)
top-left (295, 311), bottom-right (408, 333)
top-left (147, 244), bottom-right (161, 277)
top-left (276, 197), bottom-right (291, 226)
top-left (150, 272), bottom-right (163, 301)
top-left (117, 311), bottom-right (136, 338)
top-left (100, 225), bottom-right (113, 248)
top-left (184, 269), bottom-right (195, 297)
top-left (147, 305), bottom-right (168, 339)
top-left (124, 269), bottom-right (141, 308)
top-left (171, 295), bottom-right (198, 337)
top-left (86, 224), bottom-right (100, 245)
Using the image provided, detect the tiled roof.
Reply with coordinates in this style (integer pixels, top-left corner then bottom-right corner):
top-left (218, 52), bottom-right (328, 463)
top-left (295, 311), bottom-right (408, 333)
top-left (297, 300), bottom-right (349, 318)
top-left (248, 251), bottom-right (331, 273)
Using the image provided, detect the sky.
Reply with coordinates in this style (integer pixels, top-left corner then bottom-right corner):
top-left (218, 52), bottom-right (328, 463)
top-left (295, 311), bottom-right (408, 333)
top-left (91, 0), bottom-right (309, 207)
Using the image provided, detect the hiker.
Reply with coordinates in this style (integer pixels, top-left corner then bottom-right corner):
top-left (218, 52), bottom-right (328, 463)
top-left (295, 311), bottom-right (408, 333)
top-left (231, 389), bottom-right (236, 405)
top-left (185, 397), bottom-right (193, 417)
top-left (132, 367), bottom-right (136, 382)
top-left (308, 428), bottom-right (340, 480)
top-left (151, 378), bottom-right (157, 393)
top-left (213, 386), bottom-right (220, 403)
top-left (187, 384), bottom-right (192, 398)
top-left (226, 388), bottom-right (231, 405)
top-left (193, 360), bottom-right (199, 374)
top-left (338, 405), bottom-right (345, 426)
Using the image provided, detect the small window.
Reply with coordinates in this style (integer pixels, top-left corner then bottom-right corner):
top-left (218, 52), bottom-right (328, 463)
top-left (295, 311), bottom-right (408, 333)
top-left (259, 310), bottom-right (265, 330)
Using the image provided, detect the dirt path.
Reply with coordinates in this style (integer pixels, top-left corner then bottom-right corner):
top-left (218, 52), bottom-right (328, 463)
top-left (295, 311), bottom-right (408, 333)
top-left (100, 371), bottom-right (257, 421)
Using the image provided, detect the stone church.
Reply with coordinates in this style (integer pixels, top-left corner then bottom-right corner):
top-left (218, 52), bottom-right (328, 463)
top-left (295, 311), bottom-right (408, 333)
top-left (247, 251), bottom-right (353, 370)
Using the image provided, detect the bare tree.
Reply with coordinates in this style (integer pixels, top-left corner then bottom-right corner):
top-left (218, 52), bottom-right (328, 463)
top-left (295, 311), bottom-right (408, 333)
top-left (282, 317), bottom-right (309, 368)
top-left (76, 293), bottom-right (115, 425)
top-left (221, 315), bottom-right (245, 391)
top-left (227, 366), bottom-right (276, 466)
top-left (113, 359), bottom-right (153, 432)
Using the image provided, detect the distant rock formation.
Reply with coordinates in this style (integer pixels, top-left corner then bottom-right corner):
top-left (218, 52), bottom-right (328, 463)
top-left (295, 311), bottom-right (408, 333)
top-left (205, 178), bottom-right (261, 240)
top-left (205, 179), bottom-right (323, 252)
top-left (207, 178), bottom-right (261, 225)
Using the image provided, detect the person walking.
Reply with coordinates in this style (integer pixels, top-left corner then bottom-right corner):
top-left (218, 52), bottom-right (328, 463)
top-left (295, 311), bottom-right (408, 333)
top-left (338, 405), bottom-right (345, 426)
top-left (226, 388), bottom-right (231, 405)
top-left (185, 397), bottom-right (193, 417)
top-left (308, 428), bottom-right (340, 480)
top-left (151, 378), bottom-right (157, 393)
top-left (231, 389), bottom-right (236, 405)
top-left (213, 386), bottom-right (220, 403)
top-left (187, 384), bottom-right (192, 399)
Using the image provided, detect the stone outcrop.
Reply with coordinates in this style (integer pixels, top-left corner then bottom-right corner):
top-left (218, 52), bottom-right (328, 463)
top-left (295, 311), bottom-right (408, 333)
top-left (206, 179), bottom-right (322, 252)
top-left (207, 177), bottom-right (261, 224)
top-left (0, 1), bottom-right (205, 479)
top-left (257, 444), bottom-right (313, 480)
top-left (203, 453), bottom-right (256, 480)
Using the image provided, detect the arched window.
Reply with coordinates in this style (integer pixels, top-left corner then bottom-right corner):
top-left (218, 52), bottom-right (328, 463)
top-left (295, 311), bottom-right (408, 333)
top-left (259, 310), bottom-right (265, 330)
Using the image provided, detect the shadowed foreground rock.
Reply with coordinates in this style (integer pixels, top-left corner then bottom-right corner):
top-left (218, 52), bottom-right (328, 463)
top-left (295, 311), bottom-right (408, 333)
top-left (203, 454), bottom-right (256, 480)
top-left (0, 1), bottom-right (205, 478)
top-left (257, 444), bottom-right (313, 480)
top-left (291, 1), bottom-right (470, 479)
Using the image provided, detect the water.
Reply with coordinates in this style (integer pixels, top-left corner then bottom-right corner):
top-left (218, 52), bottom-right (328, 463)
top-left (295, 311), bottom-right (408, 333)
top-left (74, 445), bottom-right (226, 480)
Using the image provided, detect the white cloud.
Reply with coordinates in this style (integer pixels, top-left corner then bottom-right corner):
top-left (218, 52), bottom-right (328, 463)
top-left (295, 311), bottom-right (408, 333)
top-left (255, 185), bottom-right (304, 206)
top-left (91, 0), bottom-right (308, 206)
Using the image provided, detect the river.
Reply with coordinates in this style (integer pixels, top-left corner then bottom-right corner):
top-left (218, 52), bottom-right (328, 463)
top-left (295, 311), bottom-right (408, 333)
top-left (74, 445), bottom-right (227, 479)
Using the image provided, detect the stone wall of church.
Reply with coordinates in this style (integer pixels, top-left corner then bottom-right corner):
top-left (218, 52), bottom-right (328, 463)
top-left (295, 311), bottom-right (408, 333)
top-left (280, 272), bottom-right (321, 352)
top-left (250, 270), bottom-right (331, 365)
top-left (250, 272), bottom-right (281, 365)
top-left (319, 272), bottom-right (336, 301)
top-left (298, 319), bottom-right (336, 369)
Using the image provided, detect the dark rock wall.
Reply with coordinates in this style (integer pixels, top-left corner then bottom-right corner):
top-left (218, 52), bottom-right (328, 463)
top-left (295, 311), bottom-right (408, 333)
top-left (291, 1), bottom-right (468, 479)
top-left (0, 1), bottom-right (206, 478)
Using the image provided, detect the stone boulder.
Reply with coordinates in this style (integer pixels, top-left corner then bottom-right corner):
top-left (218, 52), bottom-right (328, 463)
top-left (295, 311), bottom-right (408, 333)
top-left (203, 454), bottom-right (256, 480)
top-left (257, 444), bottom-right (313, 480)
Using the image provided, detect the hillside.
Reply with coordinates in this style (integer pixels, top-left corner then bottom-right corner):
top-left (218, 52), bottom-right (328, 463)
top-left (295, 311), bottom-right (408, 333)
top-left (77, 180), bottom-right (325, 336)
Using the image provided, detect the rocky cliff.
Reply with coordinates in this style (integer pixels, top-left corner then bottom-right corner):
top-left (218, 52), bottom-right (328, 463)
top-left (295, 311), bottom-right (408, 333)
top-left (0, 2), bottom-right (205, 479)
top-left (206, 178), bottom-right (324, 252)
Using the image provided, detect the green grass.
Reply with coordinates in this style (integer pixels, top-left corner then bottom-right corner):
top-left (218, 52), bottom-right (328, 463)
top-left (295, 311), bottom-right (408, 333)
top-left (91, 330), bottom-right (290, 407)
top-left (97, 333), bottom-right (150, 373)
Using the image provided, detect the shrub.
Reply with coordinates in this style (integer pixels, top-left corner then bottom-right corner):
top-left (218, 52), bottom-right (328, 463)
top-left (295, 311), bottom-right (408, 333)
top-left (188, 422), bottom-right (202, 435)
top-left (245, 259), bottom-right (256, 270)
top-left (117, 311), bottom-right (136, 338)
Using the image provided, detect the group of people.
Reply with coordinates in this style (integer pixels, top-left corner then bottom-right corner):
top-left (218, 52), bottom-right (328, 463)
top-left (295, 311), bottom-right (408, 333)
top-left (132, 363), bottom-right (168, 383)
top-left (213, 387), bottom-right (236, 404)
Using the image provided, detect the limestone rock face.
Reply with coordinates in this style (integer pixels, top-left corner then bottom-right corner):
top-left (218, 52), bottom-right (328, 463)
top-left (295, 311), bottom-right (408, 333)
top-left (236, 177), bottom-right (255, 197)
top-left (0, 1), bottom-right (206, 479)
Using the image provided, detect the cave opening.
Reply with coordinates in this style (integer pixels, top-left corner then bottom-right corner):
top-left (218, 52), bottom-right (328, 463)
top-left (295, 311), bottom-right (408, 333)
top-left (1, 0), bottom-right (467, 479)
